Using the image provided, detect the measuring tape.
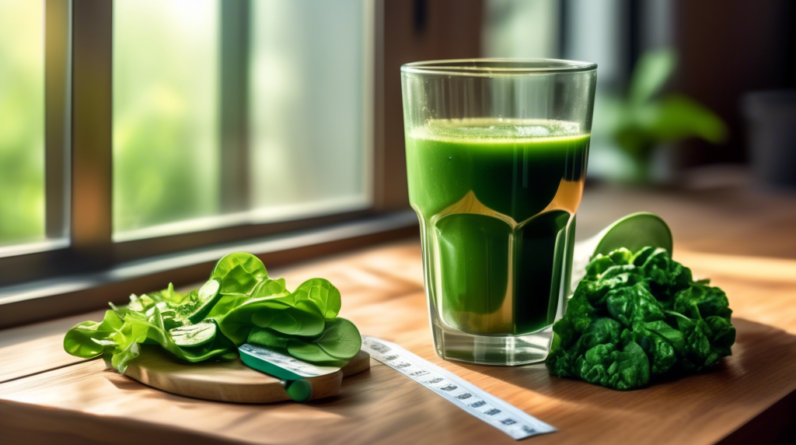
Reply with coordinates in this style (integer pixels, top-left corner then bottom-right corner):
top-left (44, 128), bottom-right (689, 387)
top-left (239, 343), bottom-right (340, 380)
top-left (361, 336), bottom-right (556, 440)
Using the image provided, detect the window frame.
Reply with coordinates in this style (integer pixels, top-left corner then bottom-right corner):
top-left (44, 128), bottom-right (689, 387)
top-left (0, 0), bottom-right (393, 287)
top-left (0, 0), bottom-right (491, 329)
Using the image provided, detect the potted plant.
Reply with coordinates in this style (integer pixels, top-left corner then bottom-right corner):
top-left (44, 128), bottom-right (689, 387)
top-left (597, 48), bottom-right (728, 183)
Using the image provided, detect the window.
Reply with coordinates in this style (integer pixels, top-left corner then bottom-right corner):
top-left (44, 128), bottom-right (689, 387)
top-left (0, 1), bottom-right (46, 247)
top-left (484, 0), bottom-right (667, 179)
top-left (113, 0), bottom-right (222, 239)
top-left (110, 0), bottom-right (373, 242)
top-left (483, 0), bottom-right (560, 59)
top-left (249, 0), bottom-right (371, 220)
top-left (0, 0), bottom-right (384, 294)
top-left (0, 0), bottom-right (69, 256)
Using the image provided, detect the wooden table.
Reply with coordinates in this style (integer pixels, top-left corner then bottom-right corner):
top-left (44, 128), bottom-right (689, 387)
top-left (1, 184), bottom-right (795, 445)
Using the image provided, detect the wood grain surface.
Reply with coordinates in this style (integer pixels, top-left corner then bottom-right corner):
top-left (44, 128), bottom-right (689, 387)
top-left (123, 348), bottom-right (370, 403)
top-left (0, 309), bottom-right (105, 383)
top-left (1, 185), bottom-right (795, 445)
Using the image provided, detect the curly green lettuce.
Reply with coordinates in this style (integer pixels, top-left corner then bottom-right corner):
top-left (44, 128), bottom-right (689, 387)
top-left (63, 252), bottom-right (362, 373)
top-left (547, 247), bottom-right (735, 390)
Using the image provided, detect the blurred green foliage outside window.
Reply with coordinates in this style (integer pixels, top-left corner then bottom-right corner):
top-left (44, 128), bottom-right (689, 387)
top-left (113, 0), bottom-right (221, 236)
top-left (249, 0), bottom-right (368, 217)
top-left (0, 1), bottom-right (45, 247)
top-left (1, 0), bottom-right (370, 248)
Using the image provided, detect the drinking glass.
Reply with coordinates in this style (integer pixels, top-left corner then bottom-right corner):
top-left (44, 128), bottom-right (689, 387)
top-left (401, 59), bottom-right (597, 365)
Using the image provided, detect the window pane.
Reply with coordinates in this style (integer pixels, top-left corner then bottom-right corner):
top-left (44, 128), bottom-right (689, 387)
top-left (113, 0), bottom-right (221, 237)
top-left (0, 1), bottom-right (45, 247)
top-left (483, 0), bottom-right (560, 59)
top-left (249, 0), bottom-right (370, 219)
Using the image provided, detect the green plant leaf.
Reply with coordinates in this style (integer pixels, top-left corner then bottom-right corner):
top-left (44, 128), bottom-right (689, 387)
top-left (218, 296), bottom-right (324, 344)
top-left (110, 309), bottom-right (234, 374)
top-left (63, 251), bottom-right (363, 370)
top-left (314, 318), bottom-right (361, 359)
top-left (635, 95), bottom-right (728, 143)
top-left (247, 327), bottom-right (289, 350)
top-left (205, 278), bottom-right (288, 320)
top-left (547, 246), bottom-right (736, 390)
top-left (287, 318), bottom-right (362, 362)
top-left (628, 48), bottom-right (675, 105)
top-left (63, 310), bottom-right (124, 358)
top-left (251, 300), bottom-right (325, 336)
top-left (211, 252), bottom-right (268, 295)
top-left (288, 278), bottom-right (342, 320)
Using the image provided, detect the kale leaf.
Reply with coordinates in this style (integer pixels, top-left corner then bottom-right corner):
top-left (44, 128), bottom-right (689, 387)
top-left (547, 246), bottom-right (735, 390)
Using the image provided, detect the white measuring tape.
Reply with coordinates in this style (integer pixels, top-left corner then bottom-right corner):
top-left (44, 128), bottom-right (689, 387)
top-left (361, 336), bottom-right (556, 440)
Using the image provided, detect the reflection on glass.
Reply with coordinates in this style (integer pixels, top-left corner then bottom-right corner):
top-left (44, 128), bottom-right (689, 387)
top-left (0, 1), bottom-right (45, 247)
top-left (249, 0), bottom-right (370, 219)
top-left (113, 0), bottom-right (221, 236)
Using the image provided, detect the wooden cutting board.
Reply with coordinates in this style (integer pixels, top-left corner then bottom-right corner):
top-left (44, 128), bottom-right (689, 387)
top-left (123, 346), bottom-right (370, 403)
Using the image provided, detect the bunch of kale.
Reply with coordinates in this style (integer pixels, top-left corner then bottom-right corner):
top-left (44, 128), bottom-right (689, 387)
top-left (546, 247), bottom-right (736, 390)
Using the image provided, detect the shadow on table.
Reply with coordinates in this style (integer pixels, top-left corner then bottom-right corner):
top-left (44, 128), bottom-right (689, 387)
top-left (453, 318), bottom-right (796, 412)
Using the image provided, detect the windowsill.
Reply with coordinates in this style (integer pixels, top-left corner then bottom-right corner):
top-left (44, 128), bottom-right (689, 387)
top-left (0, 210), bottom-right (417, 329)
top-left (112, 195), bottom-right (373, 243)
top-left (0, 239), bottom-right (70, 260)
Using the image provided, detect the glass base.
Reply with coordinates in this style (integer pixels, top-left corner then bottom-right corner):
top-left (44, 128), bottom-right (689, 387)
top-left (431, 319), bottom-right (553, 366)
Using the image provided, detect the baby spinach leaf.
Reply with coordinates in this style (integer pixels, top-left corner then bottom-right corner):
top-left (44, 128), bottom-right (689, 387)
top-left (634, 247), bottom-right (693, 303)
top-left (251, 300), bottom-right (325, 336)
top-left (548, 246), bottom-right (736, 390)
top-left (577, 343), bottom-right (617, 385)
top-left (250, 278), bottom-right (290, 299)
top-left (608, 247), bottom-right (634, 265)
top-left (606, 341), bottom-right (650, 390)
top-left (584, 255), bottom-right (615, 279)
top-left (247, 327), bottom-right (289, 350)
top-left (110, 309), bottom-right (234, 373)
top-left (205, 278), bottom-right (288, 320)
top-left (288, 278), bottom-right (342, 320)
top-left (217, 296), bottom-right (325, 345)
top-left (287, 318), bottom-right (362, 362)
top-left (211, 252), bottom-right (268, 295)
top-left (642, 320), bottom-right (686, 354)
top-left (312, 318), bottom-right (362, 359)
top-left (64, 251), bottom-right (363, 371)
top-left (63, 310), bottom-right (124, 358)
top-left (247, 318), bottom-right (362, 363)
top-left (605, 282), bottom-right (664, 326)
top-left (561, 293), bottom-right (597, 335)
top-left (674, 283), bottom-right (732, 320)
top-left (578, 317), bottom-right (623, 352)
top-left (705, 315), bottom-right (736, 349)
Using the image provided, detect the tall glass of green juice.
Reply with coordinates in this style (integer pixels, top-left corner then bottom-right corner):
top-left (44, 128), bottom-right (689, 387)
top-left (402, 60), bottom-right (597, 365)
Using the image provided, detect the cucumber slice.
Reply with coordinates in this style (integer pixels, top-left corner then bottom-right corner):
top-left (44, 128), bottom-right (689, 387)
top-left (169, 321), bottom-right (217, 347)
top-left (180, 279), bottom-right (222, 324)
top-left (160, 309), bottom-right (184, 330)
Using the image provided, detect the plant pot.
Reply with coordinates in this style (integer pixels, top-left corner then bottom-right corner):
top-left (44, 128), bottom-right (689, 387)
top-left (743, 90), bottom-right (796, 188)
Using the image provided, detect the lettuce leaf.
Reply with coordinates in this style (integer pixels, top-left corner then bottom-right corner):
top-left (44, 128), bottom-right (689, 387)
top-left (64, 251), bottom-right (362, 372)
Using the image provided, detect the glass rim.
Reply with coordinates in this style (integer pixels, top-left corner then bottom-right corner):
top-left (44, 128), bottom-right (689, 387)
top-left (401, 58), bottom-right (597, 77)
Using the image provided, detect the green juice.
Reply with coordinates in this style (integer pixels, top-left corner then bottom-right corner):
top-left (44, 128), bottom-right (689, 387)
top-left (406, 119), bottom-right (590, 335)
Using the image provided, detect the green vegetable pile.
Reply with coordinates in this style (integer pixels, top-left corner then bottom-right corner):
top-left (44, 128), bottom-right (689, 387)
top-left (546, 246), bottom-right (736, 390)
top-left (64, 252), bottom-right (362, 373)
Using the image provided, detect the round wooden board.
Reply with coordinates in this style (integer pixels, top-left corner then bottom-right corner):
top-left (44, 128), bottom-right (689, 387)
top-left (123, 346), bottom-right (371, 403)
